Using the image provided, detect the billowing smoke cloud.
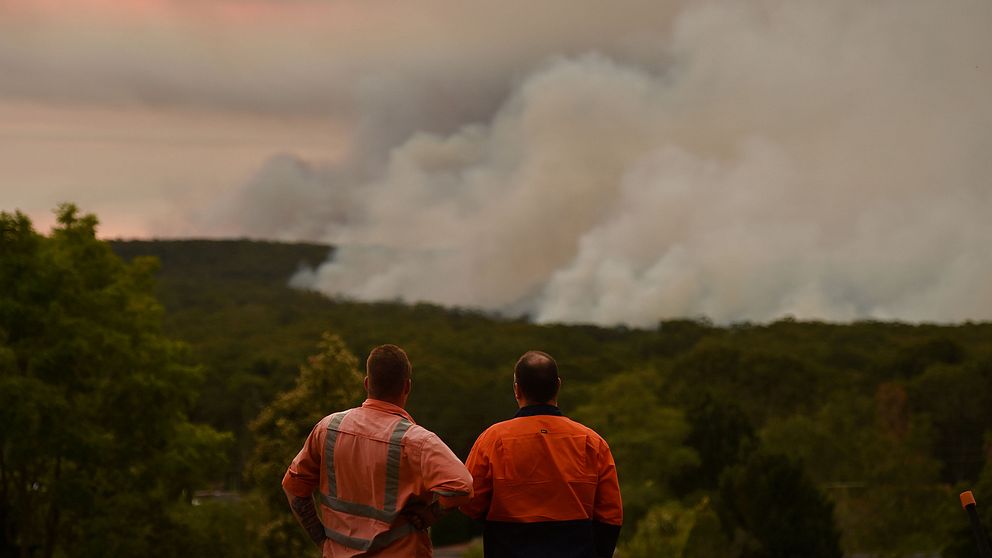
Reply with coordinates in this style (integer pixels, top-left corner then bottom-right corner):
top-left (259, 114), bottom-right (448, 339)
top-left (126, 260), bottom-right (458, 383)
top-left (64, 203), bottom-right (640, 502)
top-left (8, 0), bottom-right (990, 325)
top-left (277, 0), bottom-right (992, 325)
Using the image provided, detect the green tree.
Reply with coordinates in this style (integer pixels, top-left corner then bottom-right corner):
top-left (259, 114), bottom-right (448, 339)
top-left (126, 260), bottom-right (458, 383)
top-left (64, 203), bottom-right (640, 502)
top-left (0, 205), bottom-right (229, 557)
top-left (673, 394), bottom-right (756, 497)
top-left (571, 369), bottom-right (698, 526)
top-left (621, 497), bottom-right (731, 558)
top-left (908, 360), bottom-right (992, 483)
top-left (942, 454), bottom-right (992, 558)
top-left (761, 387), bottom-right (946, 555)
top-left (719, 450), bottom-right (842, 558)
top-left (247, 331), bottom-right (364, 558)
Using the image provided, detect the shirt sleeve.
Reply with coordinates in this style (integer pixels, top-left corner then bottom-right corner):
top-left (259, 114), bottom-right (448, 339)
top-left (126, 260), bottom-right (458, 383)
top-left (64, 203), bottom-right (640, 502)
top-left (458, 430), bottom-right (493, 520)
top-left (593, 437), bottom-right (623, 525)
top-left (419, 432), bottom-right (474, 509)
top-left (592, 437), bottom-right (623, 557)
top-left (282, 420), bottom-right (324, 498)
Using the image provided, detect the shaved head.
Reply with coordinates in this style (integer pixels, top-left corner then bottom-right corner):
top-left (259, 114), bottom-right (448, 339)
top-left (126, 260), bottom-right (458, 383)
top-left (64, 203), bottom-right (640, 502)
top-left (514, 350), bottom-right (560, 404)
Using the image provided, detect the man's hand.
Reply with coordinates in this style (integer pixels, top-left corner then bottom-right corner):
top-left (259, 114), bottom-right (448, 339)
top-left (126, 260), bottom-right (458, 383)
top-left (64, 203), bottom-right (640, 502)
top-left (400, 500), bottom-right (445, 531)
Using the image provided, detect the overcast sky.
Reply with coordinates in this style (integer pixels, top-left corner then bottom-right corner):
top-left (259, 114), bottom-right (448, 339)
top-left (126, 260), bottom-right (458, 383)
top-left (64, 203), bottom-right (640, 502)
top-left (3, 0), bottom-right (991, 325)
top-left (1, 0), bottom-right (677, 235)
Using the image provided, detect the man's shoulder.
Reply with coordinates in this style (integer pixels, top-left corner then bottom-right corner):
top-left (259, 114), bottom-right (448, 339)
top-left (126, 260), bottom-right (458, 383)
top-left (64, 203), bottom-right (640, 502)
top-left (478, 417), bottom-right (520, 436)
top-left (317, 407), bottom-right (358, 426)
top-left (561, 415), bottom-right (603, 434)
top-left (470, 416), bottom-right (612, 459)
top-left (401, 424), bottom-right (462, 466)
top-left (403, 422), bottom-right (436, 441)
top-left (523, 415), bottom-right (611, 446)
top-left (465, 419), bottom-right (513, 450)
top-left (478, 415), bottom-right (601, 437)
top-left (308, 407), bottom-right (372, 441)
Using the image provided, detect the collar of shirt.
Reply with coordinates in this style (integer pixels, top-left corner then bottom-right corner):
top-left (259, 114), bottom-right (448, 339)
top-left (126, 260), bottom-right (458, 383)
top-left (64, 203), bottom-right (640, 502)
top-left (361, 398), bottom-right (417, 424)
top-left (514, 404), bottom-right (563, 418)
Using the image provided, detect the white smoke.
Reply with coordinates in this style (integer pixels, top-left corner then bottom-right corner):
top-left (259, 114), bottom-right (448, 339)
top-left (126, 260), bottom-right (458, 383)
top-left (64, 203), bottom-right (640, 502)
top-left (281, 0), bottom-right (992, 325)
top-left (20, 0), bottom-right (985, 325)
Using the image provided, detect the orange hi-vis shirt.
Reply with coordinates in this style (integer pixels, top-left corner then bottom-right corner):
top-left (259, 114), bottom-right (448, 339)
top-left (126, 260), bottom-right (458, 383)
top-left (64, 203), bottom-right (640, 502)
top-left (461, 410), bottom-right (622, 523)
top-left (283, 399), bottom-right (473, 558)
top-left (460, 405), bottom-right (622, 557)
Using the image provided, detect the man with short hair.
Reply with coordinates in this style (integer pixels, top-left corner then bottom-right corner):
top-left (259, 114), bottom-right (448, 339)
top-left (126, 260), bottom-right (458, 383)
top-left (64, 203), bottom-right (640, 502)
top-left (461, 351), bottom-right (623, 557)
top-left (283, 344), bottom-right (473, 557)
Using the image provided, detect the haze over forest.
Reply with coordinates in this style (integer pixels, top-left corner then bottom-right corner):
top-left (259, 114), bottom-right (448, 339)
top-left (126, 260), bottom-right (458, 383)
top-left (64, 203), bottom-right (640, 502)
top-left (3, 0), bottom-right (991, 325)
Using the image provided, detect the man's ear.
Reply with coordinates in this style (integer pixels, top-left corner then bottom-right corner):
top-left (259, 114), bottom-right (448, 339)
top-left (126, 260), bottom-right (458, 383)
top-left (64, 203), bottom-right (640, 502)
top-left (364, 376), bottom-right (370, 393)
top-left (512, 381), bottom-right (521, 400)
top-left (404, 377), bottom-right (412, 395)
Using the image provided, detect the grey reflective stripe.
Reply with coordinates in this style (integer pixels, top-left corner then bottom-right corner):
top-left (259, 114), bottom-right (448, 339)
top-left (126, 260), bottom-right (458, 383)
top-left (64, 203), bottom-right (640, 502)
top-left (383, 418), bottom-right (412, 513)
top-left (318, 411), bottom-right (416, 551)
top-left (324, 522), bottom-right (416, 552)
top-left (324, 411), bottom-right (349, 499)
top-left (320, 494), bottom-right (398, 523)
top-left (433, 489), bottom-right (470, 497)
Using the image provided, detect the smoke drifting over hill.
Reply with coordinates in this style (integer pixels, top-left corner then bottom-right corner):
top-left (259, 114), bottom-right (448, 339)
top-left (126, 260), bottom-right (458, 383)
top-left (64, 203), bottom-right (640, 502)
top-left (7, 0), bottom-right (989, 325)
top-left (271, 0), bottom-right (992, 325)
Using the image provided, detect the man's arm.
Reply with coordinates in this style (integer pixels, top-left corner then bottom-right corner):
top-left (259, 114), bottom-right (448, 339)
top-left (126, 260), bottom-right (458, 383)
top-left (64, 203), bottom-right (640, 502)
top-left (419, 432), bottom-right (474, 509)
top-left (400, 431), bottom-right (474, 531)
top-left (592, 438), bottom-right (623, 558)
top-left (459, 431), bottom-right (493, 520)
top-left (282, 421), bottom-right (326, 546)
top-left (286, 490), bottom-right (327, 545)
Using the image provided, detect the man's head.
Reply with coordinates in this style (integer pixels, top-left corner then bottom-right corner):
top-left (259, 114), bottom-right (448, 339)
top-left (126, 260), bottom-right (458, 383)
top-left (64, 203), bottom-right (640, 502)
top-left (513, 350), bottom-right (561, 406)
top-left (365, 344), bottom-right (412, 404)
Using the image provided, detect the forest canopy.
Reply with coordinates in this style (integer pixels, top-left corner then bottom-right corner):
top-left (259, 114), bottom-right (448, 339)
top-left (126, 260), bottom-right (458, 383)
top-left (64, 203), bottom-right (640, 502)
top-left (3, 207), bottom-right (991, 557)
top-left (110, 236), bottom-right (992, 557)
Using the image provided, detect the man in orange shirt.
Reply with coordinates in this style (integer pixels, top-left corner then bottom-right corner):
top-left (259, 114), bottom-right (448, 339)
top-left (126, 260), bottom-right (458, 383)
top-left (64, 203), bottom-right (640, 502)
top-left (283, 344), bottom-right (473, 557)
top-left (461, 351), bottom-right (623, 558)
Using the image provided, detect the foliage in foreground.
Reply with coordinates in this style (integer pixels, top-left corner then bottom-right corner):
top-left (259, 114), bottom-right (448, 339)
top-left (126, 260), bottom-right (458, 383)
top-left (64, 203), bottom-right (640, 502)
top-left (247, 332), bottom-right (364, 558)
top-left (0, 207), bottom-right (229, 557)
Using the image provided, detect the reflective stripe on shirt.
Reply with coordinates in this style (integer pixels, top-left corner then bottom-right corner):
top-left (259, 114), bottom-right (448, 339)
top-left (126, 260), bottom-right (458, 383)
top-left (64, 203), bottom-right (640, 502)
top-left (324, 522), bottom-right (417, 553)
top-left (320, 411), bottom-right (416, 551)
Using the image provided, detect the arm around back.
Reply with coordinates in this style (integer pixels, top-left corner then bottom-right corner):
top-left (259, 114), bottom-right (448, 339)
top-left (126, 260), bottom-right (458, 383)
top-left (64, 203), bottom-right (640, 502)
top-left (459, 428), bottom-right (493, 520)
top-left (419, 431), bottom-right (474, 509)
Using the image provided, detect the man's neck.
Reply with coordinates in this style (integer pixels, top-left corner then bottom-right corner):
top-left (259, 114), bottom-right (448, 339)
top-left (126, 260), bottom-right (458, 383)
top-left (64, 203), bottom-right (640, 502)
top-left (369, 396), bottom-right (406, 408)
top-left (517, 400), bottom-right (558, 409)
top-left (514, 403), bottom-right (563, 418)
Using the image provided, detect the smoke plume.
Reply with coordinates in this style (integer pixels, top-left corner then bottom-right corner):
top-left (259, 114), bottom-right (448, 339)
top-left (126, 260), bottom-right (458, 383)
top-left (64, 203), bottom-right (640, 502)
top-left (11, 0), bottom-right (988, 325)
top-left (274, 0), bottom-right (992, 325)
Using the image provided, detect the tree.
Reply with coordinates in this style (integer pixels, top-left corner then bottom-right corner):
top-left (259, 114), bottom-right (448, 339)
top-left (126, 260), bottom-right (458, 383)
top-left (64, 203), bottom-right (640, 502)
top-left (246, 331), bottom-right (364, 558)
top-left (909, 360), bottom-right (992, 483)
top-left (673, 394), bottom-right (756, 497)
top-left (622, 497), bottom-right (732, 558)
top-left (719, 450), bottom-right (842, 558)
top-left (0, 205), bottom-right (229, 557)
top-left (942, 455), bottom-right (992, 558)
top-left (571, 368), bottom-right (698, 526)
top-left (759, 382), bottom-right (949, 556)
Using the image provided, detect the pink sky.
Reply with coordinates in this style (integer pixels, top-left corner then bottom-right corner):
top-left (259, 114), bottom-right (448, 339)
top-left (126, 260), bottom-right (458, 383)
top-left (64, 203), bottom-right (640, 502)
top-left (1, 0), bottom-right (353, 237)
top-left (0, 100), bottom-right (347, 238)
